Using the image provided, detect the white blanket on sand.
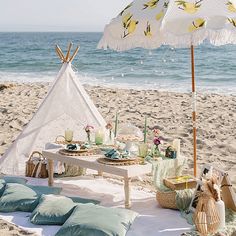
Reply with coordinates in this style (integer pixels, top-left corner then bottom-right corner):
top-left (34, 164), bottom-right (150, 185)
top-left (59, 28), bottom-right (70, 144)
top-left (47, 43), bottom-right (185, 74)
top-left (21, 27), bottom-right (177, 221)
top-left (0, 173), bottom-right (191, 236)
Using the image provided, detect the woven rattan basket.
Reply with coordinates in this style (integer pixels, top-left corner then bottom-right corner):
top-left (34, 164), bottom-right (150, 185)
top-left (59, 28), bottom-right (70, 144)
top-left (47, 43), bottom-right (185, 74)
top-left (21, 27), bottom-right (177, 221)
top-left (25, 151), bottom-right (48, 178)
top-left (156, 189), bottom-right (177, 209)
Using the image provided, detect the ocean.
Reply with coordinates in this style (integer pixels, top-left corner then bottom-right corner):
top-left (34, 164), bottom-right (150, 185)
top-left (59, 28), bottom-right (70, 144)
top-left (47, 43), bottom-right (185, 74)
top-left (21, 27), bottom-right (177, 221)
top-left (0, 32), bottom-right (235, 94)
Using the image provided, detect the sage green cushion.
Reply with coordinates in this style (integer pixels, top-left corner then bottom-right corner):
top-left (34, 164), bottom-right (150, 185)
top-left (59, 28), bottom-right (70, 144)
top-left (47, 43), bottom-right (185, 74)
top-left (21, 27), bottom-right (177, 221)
top-left (30, 195), bottom-right (76, 225)
top-left (28, 185), bottom-right (62, 195)
top-left (70, 196), bottom-right (100, 205)
top-left (0, 183), bottom-right (62, 212)
top-left (55, 204), bottom-right (138, 236)
top-left (0, 179), bottom-right (5, 197)
top-left (30, 195), bottom-right (100, 225)
top-left (0, 177), bottom-right (28, 197)
top-left (2, 177), bottom-right (27, 184)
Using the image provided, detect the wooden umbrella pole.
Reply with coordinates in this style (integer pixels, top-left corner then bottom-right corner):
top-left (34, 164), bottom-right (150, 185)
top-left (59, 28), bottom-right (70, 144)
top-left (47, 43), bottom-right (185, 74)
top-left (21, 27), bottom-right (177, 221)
top-left (191, 45), bottom-right (197, 177)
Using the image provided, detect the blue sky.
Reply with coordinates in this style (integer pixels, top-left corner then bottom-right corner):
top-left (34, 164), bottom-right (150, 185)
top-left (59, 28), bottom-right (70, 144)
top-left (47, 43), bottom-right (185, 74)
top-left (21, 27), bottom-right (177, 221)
top-left (0, 0), bottom-right (132, 32)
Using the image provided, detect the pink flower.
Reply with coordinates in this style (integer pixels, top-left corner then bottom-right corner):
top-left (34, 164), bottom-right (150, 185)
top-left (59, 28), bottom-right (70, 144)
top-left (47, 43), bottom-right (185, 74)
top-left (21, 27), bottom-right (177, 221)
top-left (106, 122), bottom-right (113, 130)
top-left (85, 125), bottom-right (94, 133)
top-left (153, 128), bottom-right (160, 137)
top-left (153, 137), bottom-right (161, 146)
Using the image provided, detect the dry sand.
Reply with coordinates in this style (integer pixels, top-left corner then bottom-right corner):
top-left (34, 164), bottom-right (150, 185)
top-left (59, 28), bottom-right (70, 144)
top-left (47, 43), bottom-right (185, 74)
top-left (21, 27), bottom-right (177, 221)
top-left (0, 82), bottom-right (235, 183)
top-left (0, 219), bottom-right (37, 236)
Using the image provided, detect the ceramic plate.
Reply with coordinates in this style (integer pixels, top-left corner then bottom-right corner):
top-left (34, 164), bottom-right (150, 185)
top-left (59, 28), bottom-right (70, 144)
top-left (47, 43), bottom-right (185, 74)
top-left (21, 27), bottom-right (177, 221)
top-left (64, 148), bottom-right (88, 153)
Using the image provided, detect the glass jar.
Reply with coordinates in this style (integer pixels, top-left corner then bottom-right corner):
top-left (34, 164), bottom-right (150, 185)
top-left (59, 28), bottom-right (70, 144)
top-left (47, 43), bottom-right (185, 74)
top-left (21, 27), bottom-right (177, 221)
top-left (95, 128), bottom-right (105, 145)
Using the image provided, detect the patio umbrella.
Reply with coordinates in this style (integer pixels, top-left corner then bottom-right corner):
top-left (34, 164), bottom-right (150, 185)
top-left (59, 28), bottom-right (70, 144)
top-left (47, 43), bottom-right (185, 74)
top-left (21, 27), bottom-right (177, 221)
top-left (98, 0), bottom-right (236, 176)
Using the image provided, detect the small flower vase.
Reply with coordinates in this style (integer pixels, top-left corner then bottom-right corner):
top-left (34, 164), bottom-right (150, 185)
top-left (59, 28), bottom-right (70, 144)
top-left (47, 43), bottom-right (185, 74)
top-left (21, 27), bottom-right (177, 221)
top-left (106, 131), bottom-right (114, 145)
top-left (152, 145), bottom-right (161, 158)
top-left (87, 132), bottom-right (91, 144)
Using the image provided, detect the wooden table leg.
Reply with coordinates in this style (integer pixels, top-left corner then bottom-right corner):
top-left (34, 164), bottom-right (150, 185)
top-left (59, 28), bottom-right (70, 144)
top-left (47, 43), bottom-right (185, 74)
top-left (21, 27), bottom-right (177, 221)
top-left (48, 159), bottom-right (54, 186)
top-left (124, 177), bottom-right (131, 209)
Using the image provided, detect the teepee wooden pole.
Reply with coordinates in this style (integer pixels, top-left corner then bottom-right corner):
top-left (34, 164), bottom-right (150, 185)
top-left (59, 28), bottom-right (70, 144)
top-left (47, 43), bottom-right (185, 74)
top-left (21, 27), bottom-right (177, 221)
top-left (69, 45), bottom-right (80, 62)
top-left (55, 47), bottom-right (64, 61)
top-left (65, 42), bottom-right (73, 62)
top-left (56, 45), bottom-right (66, 62)
top-left (191, 45), bottom-right (197, 177)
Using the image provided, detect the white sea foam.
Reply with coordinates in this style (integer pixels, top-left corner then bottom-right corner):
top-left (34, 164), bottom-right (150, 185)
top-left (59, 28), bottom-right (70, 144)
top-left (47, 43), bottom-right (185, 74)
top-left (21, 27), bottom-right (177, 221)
top-left (0, 71), bottom-right (235, 95)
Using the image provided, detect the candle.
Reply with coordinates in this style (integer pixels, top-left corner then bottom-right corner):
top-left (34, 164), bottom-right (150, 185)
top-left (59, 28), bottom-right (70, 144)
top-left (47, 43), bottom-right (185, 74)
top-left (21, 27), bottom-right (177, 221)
top-left (215, 184), bottom-right (225, 230)
top-left (114, 111), bottom-right (118, 138)
top-left (172, 139), bottom-right (180, 157)
top-left (144, 116), bottom-right (147, 143)
top-left (216, 200), bottom-right (225, 229)
top-left (95, 128), bottom-right (104, 145)
top-left (65, 129), bottom-right (73, 142)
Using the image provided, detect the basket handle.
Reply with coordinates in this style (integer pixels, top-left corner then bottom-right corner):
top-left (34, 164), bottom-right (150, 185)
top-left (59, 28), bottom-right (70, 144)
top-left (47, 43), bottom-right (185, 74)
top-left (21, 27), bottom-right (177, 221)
top-left (55, 135), bottom-right (66, 143)
top-left (28, 151), bottom-right (45, 162)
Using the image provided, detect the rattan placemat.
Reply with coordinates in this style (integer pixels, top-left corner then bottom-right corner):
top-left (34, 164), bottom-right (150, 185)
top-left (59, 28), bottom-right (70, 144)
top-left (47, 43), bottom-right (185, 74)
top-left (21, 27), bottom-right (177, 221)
top-left (58, 148), bottom-right (98, 156)
top-left (97, 157), bottom-right (142, 166)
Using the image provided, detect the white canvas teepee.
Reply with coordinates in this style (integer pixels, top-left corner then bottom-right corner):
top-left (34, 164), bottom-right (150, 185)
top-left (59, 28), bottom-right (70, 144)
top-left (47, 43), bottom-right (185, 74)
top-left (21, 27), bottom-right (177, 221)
top-left (0, 44), bottom-right (106, 175)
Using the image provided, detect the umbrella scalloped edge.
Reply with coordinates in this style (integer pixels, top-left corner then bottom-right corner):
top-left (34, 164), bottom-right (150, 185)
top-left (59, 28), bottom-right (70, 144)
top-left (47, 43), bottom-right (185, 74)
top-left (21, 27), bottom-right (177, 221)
top-left (98, 27), bottom-right (236, 51)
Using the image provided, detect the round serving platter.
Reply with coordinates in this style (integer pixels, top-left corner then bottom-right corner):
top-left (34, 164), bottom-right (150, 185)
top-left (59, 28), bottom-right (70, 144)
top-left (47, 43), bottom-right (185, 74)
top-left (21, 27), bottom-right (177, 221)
top-left (59, 148), bottom-right (97, 156)
top-left (104, 157), bottom-right (136, 162)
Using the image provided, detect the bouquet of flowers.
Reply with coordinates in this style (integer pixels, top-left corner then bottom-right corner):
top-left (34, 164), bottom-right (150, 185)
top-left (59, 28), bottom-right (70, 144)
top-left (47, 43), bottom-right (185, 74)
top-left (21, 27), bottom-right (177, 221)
top-left (152, 128), bottom-right (163, 157)
top-left (106, 122), bottom-right (113, 140)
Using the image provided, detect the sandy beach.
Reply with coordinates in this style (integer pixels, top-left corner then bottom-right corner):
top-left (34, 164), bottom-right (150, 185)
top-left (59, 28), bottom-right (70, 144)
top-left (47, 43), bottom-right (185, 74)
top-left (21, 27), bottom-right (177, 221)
top-left (0, 82), bottom-right (235, 187)
top-left (2, 0), bottom-right (236, 234)
top-left (0, 218), bottom-right (37, 236)
top-left (0, 82), bottom-right (235, 235)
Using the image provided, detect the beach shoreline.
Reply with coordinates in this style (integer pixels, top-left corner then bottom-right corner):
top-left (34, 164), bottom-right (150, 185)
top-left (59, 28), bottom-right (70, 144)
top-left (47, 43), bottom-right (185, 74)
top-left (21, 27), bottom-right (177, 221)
top-left (0, 82), bottom-right (235, 187)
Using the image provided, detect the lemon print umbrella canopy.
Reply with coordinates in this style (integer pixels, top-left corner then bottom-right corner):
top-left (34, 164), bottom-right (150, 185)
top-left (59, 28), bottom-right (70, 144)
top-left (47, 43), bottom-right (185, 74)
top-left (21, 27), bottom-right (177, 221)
top-left (98, 0), bottom-right (236, 176)
top-left (98, 0), bottom-right (236, 51)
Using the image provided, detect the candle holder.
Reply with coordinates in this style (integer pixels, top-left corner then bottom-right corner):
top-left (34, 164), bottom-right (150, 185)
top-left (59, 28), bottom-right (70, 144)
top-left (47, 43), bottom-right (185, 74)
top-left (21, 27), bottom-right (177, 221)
top-left (95, 128), bottom-right (105, 145)
top-left (138, 143), bottom-right (148, 158)
top-left (65, 130), bottom-right (73, 143)
top-left (138, 143), bottom-right (148, 164)
top-left (172, 139), bottom-right (180, 157)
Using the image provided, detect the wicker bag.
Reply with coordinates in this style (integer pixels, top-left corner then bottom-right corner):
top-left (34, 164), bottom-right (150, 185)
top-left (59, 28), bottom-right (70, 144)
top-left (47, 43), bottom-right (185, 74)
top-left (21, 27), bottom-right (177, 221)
top-left (25, 151), bottom-right (48, 178)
